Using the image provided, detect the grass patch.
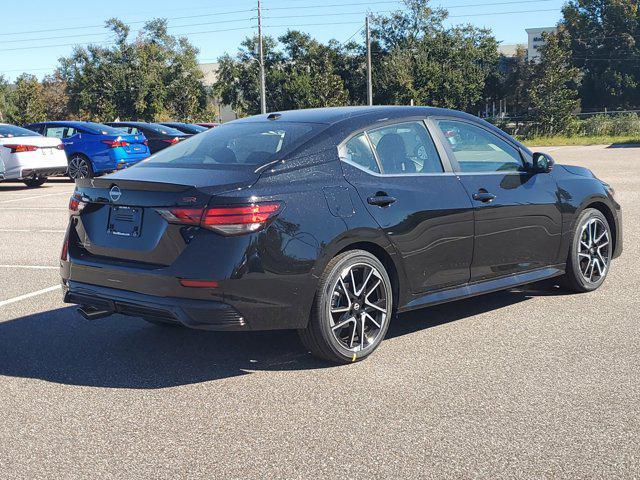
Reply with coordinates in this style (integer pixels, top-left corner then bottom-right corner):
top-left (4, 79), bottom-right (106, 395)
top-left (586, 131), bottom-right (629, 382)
top-left (522, 135), bottom-right (640, 147)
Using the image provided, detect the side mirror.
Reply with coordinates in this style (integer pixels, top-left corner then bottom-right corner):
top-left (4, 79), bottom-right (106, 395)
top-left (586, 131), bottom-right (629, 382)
top-left (531, 152), bottom-right (554, 173)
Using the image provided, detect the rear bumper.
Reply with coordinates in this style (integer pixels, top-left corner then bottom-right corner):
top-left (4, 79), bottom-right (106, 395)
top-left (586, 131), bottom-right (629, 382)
top-left (64, 281), bottom-right (248, 331)
top-left (20, 166), bottom-right (68, 178)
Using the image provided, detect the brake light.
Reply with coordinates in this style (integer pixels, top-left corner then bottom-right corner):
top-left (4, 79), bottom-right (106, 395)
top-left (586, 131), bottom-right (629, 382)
top-left (60, 235), bottom-right (69, 261)
top-left (143, 140), bottom-right (149, 146)
top-left (179, 279), bottom-right (219, 288)
top-left (162, 137), bottom-right (180, 145)
top-left (102, 138), bottom-right (130, 148)
top-left (68, 193), bottom-right (87, 216)
top-left (56, 144), bottom-right (65, 150)
top-left (3, 144), bottom-right (38, 153)
top-left (157, 202), bottom-right (282, 236)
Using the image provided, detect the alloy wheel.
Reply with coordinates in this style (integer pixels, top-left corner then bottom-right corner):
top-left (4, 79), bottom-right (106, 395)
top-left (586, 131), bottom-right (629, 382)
top-left (578, 217), bottom-right (610, 284)
top-left (328, 263), bottom-right (389, 352)
top-left (68, 157), bottom-right (89, 179)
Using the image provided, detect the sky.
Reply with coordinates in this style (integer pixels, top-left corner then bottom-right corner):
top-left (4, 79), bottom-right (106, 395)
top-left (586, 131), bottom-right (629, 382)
top-left (0, 0), bottom-right (565, 81)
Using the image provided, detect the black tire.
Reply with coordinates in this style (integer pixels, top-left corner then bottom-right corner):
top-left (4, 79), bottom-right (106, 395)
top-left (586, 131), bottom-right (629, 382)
top-left (559, 208), bottom-right (612, 293)
top-left (141, 317), bottom-right (183, 327)
top-left (298, 250), bottom-right (393, 364)
top-left (68, 154), bottom-right (93, 180)
top-left (22, 176), bottom-right (47, 188)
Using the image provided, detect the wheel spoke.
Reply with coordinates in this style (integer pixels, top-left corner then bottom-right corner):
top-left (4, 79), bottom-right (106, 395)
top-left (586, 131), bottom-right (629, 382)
top-left (364, 311), bottom-right (381, 329)
top-left (594, 258), bottom-right (604, 276)
top-left (360, 315), bottom-right (366, 350)
top-left (338, 278), bottom-right (352, 308)
top-left (364, 279), bottom-right (381, 300)
top-left (578, 252), bottom-right (590, 259)
top-left (354, 267), bottom-right (374, 296)
top-left (365, 298), bottom-right (387, 314)
top-left (331, 306), bottom-right (350, 314)
top-left (332, 316), bottom-right (355, 331)
top-left (349, 321), bottom-right (357, 348)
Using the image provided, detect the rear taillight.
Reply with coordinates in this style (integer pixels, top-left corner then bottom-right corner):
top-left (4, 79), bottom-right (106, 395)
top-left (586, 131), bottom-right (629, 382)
top-left (68, 193), bottom-right (87, 216)
top-left (102, 138), bottom-right (130, 148)
top-left (157, 202), bottom-right (282, 236)
top-left (162, 137), bottom-right (180, 145)
top-left (60, 234), bottom-right (69, 261)
top-left (3, 144), bottom-right (38, 153)
top-left (56, 144), bottom-right (65, 150)
top-left (143, 140), bottom-right (149, 146)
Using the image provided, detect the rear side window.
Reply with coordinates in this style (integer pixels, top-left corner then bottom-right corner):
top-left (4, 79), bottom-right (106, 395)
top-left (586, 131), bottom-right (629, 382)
top-left (0, 125), bottom-right (40, 138)
top-left (139, 122), bottom-right (318, 168)
top-left (341, 133), bottom-right (380, 173)
top-left (44, 126), bottom-right (74, 139)
top-left (368, 122), bottom-right (443, 174)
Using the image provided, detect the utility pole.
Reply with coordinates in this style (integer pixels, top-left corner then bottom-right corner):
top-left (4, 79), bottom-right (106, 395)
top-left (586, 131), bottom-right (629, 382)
top-left (257, 0), bottom-right (267, 114)
top-left (366, 15), bottom-right (373, 106)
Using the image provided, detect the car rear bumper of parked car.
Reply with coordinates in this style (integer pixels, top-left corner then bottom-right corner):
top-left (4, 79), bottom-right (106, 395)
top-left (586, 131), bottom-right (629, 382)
top-left (63, 281), bottom-right (248, 331)
top-left (20, 166), bottom-right (68, 179)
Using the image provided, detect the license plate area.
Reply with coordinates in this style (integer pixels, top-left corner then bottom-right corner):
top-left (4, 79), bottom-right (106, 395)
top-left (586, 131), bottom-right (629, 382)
top-left (107, 206), bottom-right (143, 237)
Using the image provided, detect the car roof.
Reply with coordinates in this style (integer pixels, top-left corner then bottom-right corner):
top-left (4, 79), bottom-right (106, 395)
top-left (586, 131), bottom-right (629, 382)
top-left (109, 121), bottom-right (158, 127)
top-left (233, 106), bottom-right (480, 125)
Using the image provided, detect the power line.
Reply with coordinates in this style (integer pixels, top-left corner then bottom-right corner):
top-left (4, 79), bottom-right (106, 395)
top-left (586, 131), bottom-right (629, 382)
top-left (343, 25), bottom-right (366, 44)
top-left (0, 7), bottom-right (257, 37)
top-left (448, 8), bottom-right (559, 17)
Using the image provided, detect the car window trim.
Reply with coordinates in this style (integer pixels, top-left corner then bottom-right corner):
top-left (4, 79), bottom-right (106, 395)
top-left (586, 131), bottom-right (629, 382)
top-left (430, 116), bottom-right (527, 175)
top-left (338, 117), bottom-right (455, 177)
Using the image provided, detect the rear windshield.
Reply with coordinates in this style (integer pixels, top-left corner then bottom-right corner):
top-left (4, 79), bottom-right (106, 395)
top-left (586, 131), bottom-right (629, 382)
top-left (143, 124), bottom-right (186, 136)
top-left (0, 125), bottom-right (40, 138)
top-left (82, 123), bottom-right (128, 136)
top-left (138, 122), bottom-right (318, 168)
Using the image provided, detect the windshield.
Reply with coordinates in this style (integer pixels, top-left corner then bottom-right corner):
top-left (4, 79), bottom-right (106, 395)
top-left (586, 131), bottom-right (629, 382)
top-left (0, 125), bottom-right (41, 138)
top-left (138, 122), bottom-right (318, 168)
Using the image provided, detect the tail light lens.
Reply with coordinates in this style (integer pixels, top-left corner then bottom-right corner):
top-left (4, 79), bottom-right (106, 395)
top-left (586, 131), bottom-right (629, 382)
top-left (68, 193), bottom-right (87, 216)
top-left (162, 137), bottom-right (180, 145)
top-left (157, 202), bottom-right (282, 236)
top-left (3, 144), bottom-right (38, 153)
top-left (143, 140), bottom-right (149, 146)
top-left (56, 144), bottom-right (65, 150)
top-left (60, 234), bottom-right (69, 261)
top-left (102, 138), bottom-right (130, 148)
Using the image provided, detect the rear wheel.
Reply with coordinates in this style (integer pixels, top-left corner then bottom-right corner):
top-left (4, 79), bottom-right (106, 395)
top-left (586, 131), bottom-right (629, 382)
top-left (560, 208), bottom-right (612, 292)
top-left (22, 176), bottom-right (47, 188)
top-left (299, 250), bottom-right (393, 364)
top-left (68, 155), bottom-right (93, 180)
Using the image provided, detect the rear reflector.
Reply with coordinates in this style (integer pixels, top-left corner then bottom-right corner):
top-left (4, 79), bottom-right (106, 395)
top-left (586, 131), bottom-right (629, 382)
top-left (2, 144), bottom-right (38, 153)
top-left (157, 202), bottom-right (282, 236)
top-left (179, 279), bottom-right (219, 288)
top-left (60, 233), bottom-right (69, 261)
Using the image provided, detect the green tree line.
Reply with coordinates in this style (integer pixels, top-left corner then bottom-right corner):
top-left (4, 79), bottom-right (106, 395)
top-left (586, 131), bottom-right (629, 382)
top-left (1, 0), bottom-right (638, 137)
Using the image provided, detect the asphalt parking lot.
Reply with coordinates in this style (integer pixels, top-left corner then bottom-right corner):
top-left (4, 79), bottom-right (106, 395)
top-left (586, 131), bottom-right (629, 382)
top-left (0, 145), bottom-right (638, 479)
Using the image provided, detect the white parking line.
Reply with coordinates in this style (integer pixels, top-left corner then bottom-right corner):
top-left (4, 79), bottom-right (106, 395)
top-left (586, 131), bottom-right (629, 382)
top-left (0, 265), bottom-right (58, 270)
top-left (0, 229), bottom-right (66, 233)
top-left (0, 285), bottom-right (61, 308)
top-left (0, 192), bottom-right (71, 204)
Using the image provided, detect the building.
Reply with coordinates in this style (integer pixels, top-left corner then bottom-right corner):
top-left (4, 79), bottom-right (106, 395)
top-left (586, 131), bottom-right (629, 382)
top-left (199, 62), bottom-right (238, 123)
top-left (526, 27), bottom-right (557, 62)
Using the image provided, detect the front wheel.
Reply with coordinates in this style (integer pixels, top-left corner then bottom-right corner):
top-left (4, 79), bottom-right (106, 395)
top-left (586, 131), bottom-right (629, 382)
top-left (23, 176), bottom-right (47, 188)
top-left (299, 250), bottom-right (393, 364)
top-left (560, 208), bottom-right (613, 292)
top-left (68, 155), bottom-right (93, 180)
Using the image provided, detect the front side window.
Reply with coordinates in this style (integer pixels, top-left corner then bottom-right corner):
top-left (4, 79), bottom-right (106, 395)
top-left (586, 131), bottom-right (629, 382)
top-left (367, 121), bottom-right (443, 174)
top-left (436, 119), bottom-right (522, 173)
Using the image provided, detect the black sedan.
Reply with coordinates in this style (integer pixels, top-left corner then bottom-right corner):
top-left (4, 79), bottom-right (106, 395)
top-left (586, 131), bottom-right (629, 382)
top-left (62, 107), bottom-right (622, 364)
top-left (160, 122), bottom-right (208, 135)
top-left (106, 122), bottom-right (191, 154)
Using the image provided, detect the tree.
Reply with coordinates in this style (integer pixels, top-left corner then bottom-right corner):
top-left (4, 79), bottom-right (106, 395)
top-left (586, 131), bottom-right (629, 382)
top-left (529, 31), bottom-right (580, 135)
top-left (58, 18), bottom-right (210, 122)
top-left (562, 0), bottom-right (640, 110)
top-left (215, 32), bottom-right (350, 116)
top-left (42, 73), bottom-right (70, 120)
top-left (7, 74), bottom-right (46, 125)
top-left (0, 75), bottom-right (11, 122)
top-left (370, 0), bottom-right (500, 110)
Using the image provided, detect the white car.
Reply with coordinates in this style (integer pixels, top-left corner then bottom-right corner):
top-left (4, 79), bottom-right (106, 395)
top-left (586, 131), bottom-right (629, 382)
top-left (0, 123), bottom-right (68, 187)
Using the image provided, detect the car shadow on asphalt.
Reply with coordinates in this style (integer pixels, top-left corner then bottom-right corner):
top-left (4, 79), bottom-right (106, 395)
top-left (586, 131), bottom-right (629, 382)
top-left (0, 282), bottom-right (568, 389)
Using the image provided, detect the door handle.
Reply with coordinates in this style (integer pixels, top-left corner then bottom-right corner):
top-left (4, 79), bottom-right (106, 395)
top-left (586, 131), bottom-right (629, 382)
top-left (367, 193), bottom-right (397, 207)
top-left (472, 190), bottom-right (496, 203)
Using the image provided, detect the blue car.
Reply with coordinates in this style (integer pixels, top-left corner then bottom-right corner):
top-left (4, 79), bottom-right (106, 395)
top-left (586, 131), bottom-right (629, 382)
top-left (24, 121), bottom-right (150, 179)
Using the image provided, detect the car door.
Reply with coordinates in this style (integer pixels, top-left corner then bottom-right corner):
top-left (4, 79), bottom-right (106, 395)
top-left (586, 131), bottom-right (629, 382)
top-left (432, 117), bottom-right (562, 282)
top-left (340, 119), bottom-right (475, 294)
